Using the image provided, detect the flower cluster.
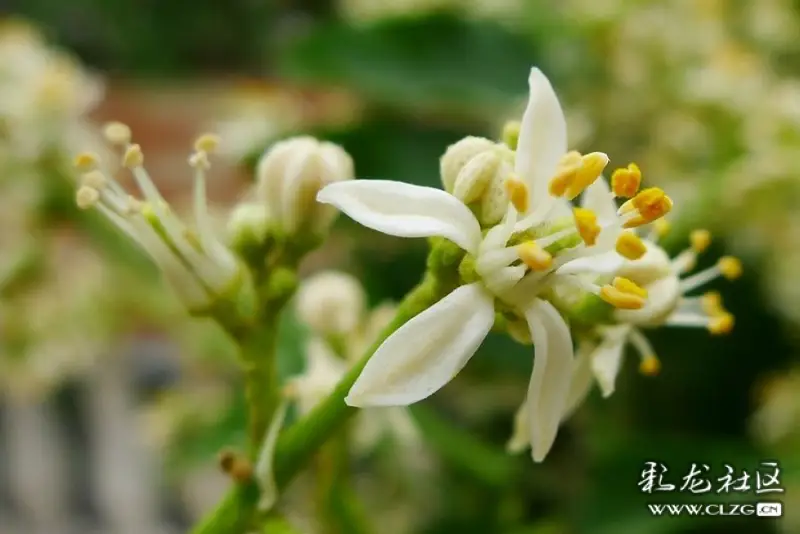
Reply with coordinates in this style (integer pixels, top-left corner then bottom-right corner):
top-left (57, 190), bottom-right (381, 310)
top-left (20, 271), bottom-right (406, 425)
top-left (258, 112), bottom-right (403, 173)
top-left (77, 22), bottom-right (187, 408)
top-left (73, 123), bottom-right (354, 314)
top-left (317, 68), bottom-right (740, 462)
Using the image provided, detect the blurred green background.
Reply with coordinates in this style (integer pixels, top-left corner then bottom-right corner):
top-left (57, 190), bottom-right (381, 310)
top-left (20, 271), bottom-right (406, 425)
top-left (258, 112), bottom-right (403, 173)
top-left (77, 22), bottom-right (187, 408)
top-left (1, 0), bottom-right (799, 533)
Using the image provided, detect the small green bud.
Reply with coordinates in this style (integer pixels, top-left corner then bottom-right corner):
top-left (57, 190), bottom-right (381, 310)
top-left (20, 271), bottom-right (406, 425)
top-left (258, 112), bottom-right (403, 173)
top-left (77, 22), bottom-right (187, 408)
top-left (501, 120), bottom-right (521, 150)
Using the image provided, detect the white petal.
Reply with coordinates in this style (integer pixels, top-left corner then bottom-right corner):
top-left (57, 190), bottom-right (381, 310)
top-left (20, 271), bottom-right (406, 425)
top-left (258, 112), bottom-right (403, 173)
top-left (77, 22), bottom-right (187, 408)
top-left (317, 180), bottom-right (481, 254)
top-left (345, 283), bottom-right (494, 406)
top-left (515, 68), bottom-right (568, 214)
top-left (591, 324), bottom-right (631, 398)
top-left (557, 251), bottom-right (624, 277)
top-left (580, 176), bottom-right (617, 223)
top-left (524, 298), bottom-right (574, 462)
top-left (506, 400), bottom-right (530, 454)
top-left (562, 339), bottom-right (597, 421)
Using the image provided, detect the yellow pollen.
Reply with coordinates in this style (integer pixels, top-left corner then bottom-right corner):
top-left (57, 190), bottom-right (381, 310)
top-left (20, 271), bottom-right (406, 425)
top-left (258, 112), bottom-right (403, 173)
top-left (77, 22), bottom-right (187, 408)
top-left (701, 291), bottom-right (724, 316)
top-left (123, 144), bottom-right (144, 168)
top-left (639, 356), bottom-right (661, 376)
top-left (690, 229), bottom-right (712, 253)
top-left (708, 312), bottom-right (735, 335)
top-left (103, 121), bottom-right (132, 146)
top-left (74, 152), bottom-right (99, 172)
top-left (504, 175), bottom-right (529, 213)
top-left (565, 152), bottom-right (609, 200)
top-left (518, 241), bottom-right (553, 271)
top-left (75, 186), bottom-right (100, 209)
top-left (573, 208), bottom-right (601, 246)
top-left (599, 285), bottom-right (646, 310)
top-left (653, 219), bottom-right (671, 238)
top-left (612, 276), bottom-right (648, 298)
top-left (501, 121), bottom-right (521, 150)
top-left (620, 188), bottom-right (673, 228)
top-left (194, 133), bottom-right (220, 154)
top-left (616, 231), bottom-right (647, 260)
top-left (81, 170), bottom-right (107, 190)
top-left (718, 256), bottom-right (742, 280)
top-left (548, 151), bottom-right (582, 197)
top-left (611, 163), bottom-right (642, 198)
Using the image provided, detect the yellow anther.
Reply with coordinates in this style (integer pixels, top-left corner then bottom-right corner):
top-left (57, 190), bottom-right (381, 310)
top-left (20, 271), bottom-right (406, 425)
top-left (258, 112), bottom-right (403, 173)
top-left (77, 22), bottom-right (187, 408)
top-left (194, 133), bottom-right (220, 154)
top-left (103, 121), bottom-right (132, 146)
top-left (708, 312), bottom-right (735, 335)
top-left (189, 151), bottom-right (210, 170)
top-left (565, 152), bottom-right (609, 200)
top-left (501, 120), bottom-right (521, 150)
top-left (690, 229), bottom-right (712, 253)
top-left (639, 356), bottom-right (661, 376)
top-left (611, 163), bottom-right (642, 198)
top-left (518, 241), bottom-right (553, 272)
top-left (75, 186), bottom-right (100, 209)
top-left (548, 151), bottom-right (582, 197)
top-left (123, 144), bottom-right (144, 169)
top-left (701, 291), bottom-right (724, 316)
top-left (653, 219), bottom-right (671, 238)
top-left (504, 175), bottom-right (529, 213)
top-left (612, 276), bottom-right (648, 298)
top-left (615, 231), bottom-right (647, 260)
top-left (81, 170), bottom-right (107, 190)
top-left (599, 285), bottom-right (646, 310)
top-left (74, 152), bottom-right (99, 172)
top-left (620, 187), bottom-right (673, 228)
top-left (573, 207), bottom-right (601, 246)
top-left (718, 256), bottom-right (742, 280)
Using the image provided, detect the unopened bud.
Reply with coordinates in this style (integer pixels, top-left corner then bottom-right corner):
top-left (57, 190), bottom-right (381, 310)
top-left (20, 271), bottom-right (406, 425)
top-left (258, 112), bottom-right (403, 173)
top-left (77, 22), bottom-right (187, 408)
top-left (227, 202), bottom-right (270, 251)
top-left (440, 136), bottom-right (514, 226)
top-left (295, 271), bottom-right (366, 336)
top-left (256, 137), bottom-right (354, 234)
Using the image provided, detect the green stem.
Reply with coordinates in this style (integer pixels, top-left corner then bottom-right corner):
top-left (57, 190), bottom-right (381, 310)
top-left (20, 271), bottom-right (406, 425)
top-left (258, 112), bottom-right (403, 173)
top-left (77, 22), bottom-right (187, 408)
top-left (191, 273), bottom-right (442, 534)
top-left (240, 325), bottom-right (280, 454)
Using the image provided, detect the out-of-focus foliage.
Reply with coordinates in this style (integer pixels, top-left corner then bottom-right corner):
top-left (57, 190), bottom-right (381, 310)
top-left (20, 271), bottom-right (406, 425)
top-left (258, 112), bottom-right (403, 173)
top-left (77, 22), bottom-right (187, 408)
top-left (5, 1), bottom-right (799, 533)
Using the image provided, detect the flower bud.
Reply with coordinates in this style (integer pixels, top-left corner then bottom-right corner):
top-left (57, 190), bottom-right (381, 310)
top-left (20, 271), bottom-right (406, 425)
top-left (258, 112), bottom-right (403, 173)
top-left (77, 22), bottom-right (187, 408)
top-left (439, 136), bottom-right (514, 226)
top-left (295, 271), bottom-right (366, 336)
top-left (227, 202), bottom-right (270, 253)
top-left (256, 137), bottom-right (354, 235)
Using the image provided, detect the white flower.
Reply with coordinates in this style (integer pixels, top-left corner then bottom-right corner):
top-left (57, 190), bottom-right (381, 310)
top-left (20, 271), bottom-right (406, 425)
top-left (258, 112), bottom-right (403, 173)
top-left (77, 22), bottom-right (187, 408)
top-left (74, 125), bottom-right (244, 311)
top-left (565, 210), bottom-right (742, 407)
top-left (295, 271), bottom-right (366, 337)
top-left (316, 68), bottom-right (670, 461)
top-left (256, 136), bottom-right (354, 235)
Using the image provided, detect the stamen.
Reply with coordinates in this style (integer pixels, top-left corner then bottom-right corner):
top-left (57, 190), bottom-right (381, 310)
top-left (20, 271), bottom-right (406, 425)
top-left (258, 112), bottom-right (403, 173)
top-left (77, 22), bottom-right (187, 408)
top-left (189, 151), bottom-right (210, 170)
top-left (517, 241), bottom-right (553, 271)
top-left (628, 329), bottom-right (660, 376)
top-left (616, 231), bottom-right (647, 260)
top-left (708, 312), bottom-right (735, 335)
top-left (690, 229), bottom-right (712, 253)
top-left (718, 256), bottom-right (742, 280)
top-left (653, 219), bottom-right (671, 238)
top-left (671, 249), bottom-right (697, 275)
top-left (504, 175), bottom-right (529, 213)
top-left (548, 151), bottom-right (582, 197)
top-left (565, 152), bottom-right (609, 200)
top-left (123, 144), bottom-right (144, 169)
top-left (599, 283), bottom-right (646, 309)
top-left (573, 208), bottom-right (601, 246)
top-left (103, 121), bottom-right (132, 146)
top-left (74, 152), bottom-right (99, 172)
top-left (611, 163), bottom-right (642, 198)
top-left (612, 277), bottom-right (647, 298)
top-left (81, 170), bottom-right (107, 190)
top-left (194, 133), bottom-right (221, 154)
top-left (700, 291), bottom-right (724, 316)
top-left (76, 186), bottom-right (100, 209)
top-left (619, 187), bottom-right (673, 228)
